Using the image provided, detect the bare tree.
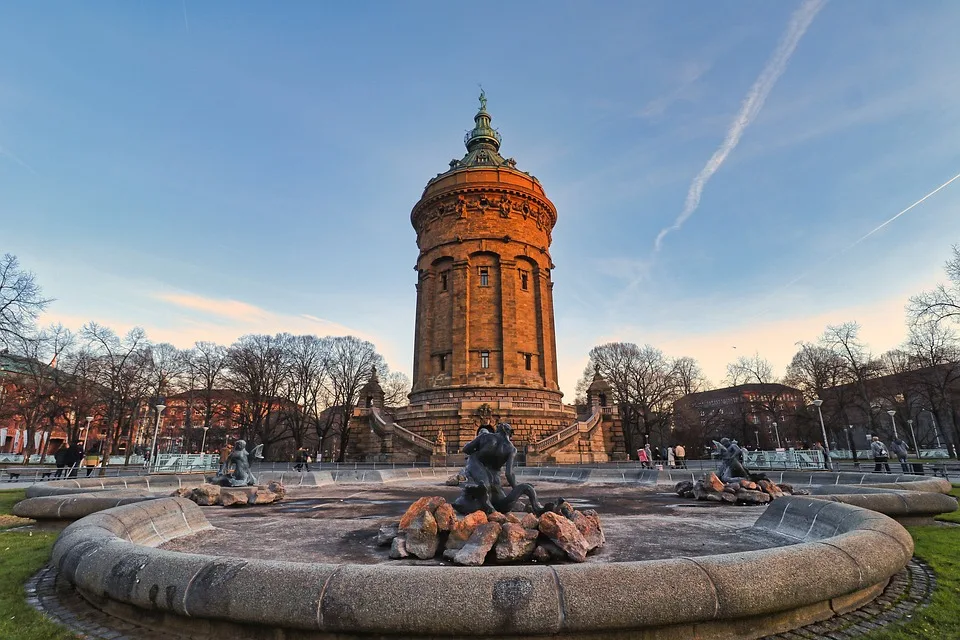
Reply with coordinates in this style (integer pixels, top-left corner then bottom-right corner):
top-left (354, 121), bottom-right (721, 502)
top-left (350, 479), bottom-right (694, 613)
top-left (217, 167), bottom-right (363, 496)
top-left (225, 333), bottom-right (292, 458)
top-left (903, 322), bottom-right (960, 450)
top-left (0, 254), bottom-right (51, 346)
top-left (5, 324), bottom-right (74, 465)
top-left (785, 342), bottom-right (854, 444)
top-left (280, 334), bottom-right (328, 453)
top-left (82, 323), bottom-right (152, 475)
top-left (909, 245), bottom-right (960, 329)
top-left (381, 370), bottom-right (411, 408)
top-left (185, 340), bottom-right (229, 451)
top-left (589, 343), bottom-right (694, 456)
top-left (819, 322), bottom-right (883, 432)
top-left (323, 336), bottom-right (385, 462)
top-left (674, 356), bottom-right (707, 396)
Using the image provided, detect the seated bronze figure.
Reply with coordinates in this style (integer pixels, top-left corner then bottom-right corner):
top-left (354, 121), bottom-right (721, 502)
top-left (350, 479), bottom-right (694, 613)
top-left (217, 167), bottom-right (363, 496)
top-left (453, 422), bottom-right (548, 515)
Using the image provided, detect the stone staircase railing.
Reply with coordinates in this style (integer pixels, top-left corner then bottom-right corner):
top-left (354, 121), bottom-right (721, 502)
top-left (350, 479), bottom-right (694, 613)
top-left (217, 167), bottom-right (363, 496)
top-left (369, 407), bottom-right (435, 453)
top-left (528, 408), bottom-right (602, 455)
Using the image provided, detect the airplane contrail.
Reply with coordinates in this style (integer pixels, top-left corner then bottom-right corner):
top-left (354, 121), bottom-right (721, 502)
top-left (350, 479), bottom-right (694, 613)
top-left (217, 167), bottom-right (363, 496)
top-left (653, 0), bottom-right (826, 253)
top-left (0, 144), bottom-right (38, 175)
top-left (782, 170), bottom-right (960, 290)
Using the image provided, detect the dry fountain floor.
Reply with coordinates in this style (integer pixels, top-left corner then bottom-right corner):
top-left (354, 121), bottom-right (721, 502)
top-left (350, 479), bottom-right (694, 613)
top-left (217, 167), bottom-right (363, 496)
top-left (160, 479), bottom-right (797, 564)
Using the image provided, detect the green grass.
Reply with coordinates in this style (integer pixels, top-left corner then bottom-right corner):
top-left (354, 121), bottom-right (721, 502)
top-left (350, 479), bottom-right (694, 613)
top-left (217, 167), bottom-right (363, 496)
top-left (0, 490), bottom-right (78, 640)
top-left (864, 485), bottom-right (960, 640)
top-left (933, 485), bottom-right (960, 524)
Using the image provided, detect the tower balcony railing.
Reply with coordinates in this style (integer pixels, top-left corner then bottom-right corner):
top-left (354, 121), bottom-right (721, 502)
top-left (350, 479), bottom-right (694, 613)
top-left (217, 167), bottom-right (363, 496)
top-left (464, 129), bottom-right (501, 146)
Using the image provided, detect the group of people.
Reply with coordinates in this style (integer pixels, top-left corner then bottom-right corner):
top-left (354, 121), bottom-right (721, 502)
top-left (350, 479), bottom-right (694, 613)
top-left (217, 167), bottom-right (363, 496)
top-left (293, 447), bottom-right (313, 472)
top-left (637, 443), bottom-right (686, 469)
top-left (53, 441), bottom-right (90, 478)
top-left (870, 435), bottom-right (914, 473)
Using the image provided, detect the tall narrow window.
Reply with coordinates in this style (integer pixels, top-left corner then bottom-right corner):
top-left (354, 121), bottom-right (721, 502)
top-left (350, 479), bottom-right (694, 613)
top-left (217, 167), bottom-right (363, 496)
top-left (520, 271), bottom-right (529, 291)
top-left (439, 353), bottom-right (446, 372)
top-left (480, 351), bottom-right (490, 369)
top-left (524, 353), bottom-right (532, 370)
top-left (479, 267), bottom-right (489, 287)
top-left (440, 272), bottom-right (448, 292)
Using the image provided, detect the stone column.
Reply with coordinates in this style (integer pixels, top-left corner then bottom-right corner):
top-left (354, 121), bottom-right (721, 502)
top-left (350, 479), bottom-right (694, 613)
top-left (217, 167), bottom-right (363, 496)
top-left (451, 260), bottom-right (470, 385)
top-left (499, 257), bottom-right (517, 386)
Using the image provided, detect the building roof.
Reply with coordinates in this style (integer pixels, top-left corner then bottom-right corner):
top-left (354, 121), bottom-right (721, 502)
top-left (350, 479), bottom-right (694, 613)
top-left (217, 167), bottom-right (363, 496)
top-left (678, 383), bottom-right (803, 406)
top-left (427, 92), bottom-right (532, 183)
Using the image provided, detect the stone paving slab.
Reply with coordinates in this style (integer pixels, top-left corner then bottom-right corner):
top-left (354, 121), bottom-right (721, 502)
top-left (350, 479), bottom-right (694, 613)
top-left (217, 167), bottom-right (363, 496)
top-left (26, 557), bottom-right (935, 640)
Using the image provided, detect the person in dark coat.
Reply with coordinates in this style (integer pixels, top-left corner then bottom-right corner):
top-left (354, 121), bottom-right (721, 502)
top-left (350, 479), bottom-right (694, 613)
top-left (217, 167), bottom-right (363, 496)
top-left (67, 442), bottom-right (84, 478)
top-left (54, 444), bottom-right (69, 478)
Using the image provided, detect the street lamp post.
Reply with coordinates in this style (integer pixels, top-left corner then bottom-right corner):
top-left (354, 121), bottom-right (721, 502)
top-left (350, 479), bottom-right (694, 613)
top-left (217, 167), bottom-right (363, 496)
top-left (907, 419), bottom-right (920, 462)
top-left (82, 416), bottom-right (93, 451)
top-left (771, 421), bottom-right (782, 449)
top-left (149, 403), bottom-right (166, 473)
top-left (812, 399), bottom-right (832, 471)
top-left (201, 426), bottom-right (210, 455)
top-left (886, 410), bottom-right (898, 439)
top-left (925, 409), bottom-right (943, 448)
top-left (754, 428), bottom-right (760, 448)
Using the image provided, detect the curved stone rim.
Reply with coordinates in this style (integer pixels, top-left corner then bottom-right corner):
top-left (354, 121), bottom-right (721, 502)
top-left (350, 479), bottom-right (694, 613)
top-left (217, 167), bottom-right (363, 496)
top-left (48, 490), bottom-right (922, 638)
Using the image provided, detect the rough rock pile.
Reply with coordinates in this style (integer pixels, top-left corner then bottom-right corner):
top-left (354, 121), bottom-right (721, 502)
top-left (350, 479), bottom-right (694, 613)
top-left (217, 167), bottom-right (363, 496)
top-left (675, 472), bottom-right (809, 505)
top-left (382, 496), bottom-right (604, 565)
top-left (172, 481), bottom-right (285, 507)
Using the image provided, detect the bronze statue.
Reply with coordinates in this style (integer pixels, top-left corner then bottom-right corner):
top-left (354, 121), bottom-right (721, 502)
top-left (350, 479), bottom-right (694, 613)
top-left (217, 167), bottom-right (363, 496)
top-left (211, 439), bottom-right (263, 487)
top-left (453, 422), bottom-right (548, 515)
top-left (716, 438), bottom-right (750, 482)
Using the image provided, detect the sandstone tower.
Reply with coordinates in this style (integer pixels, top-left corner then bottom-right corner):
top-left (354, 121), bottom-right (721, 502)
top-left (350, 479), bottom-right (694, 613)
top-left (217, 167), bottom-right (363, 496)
top-left (350, 94), bottom-right (621, 463)
top-left (402, 93), bottom-right (576, 449)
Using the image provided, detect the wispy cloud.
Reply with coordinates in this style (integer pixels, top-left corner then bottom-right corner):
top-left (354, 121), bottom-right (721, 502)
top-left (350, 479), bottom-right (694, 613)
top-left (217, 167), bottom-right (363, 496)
top-left (653, 0), bottom-right (826, 253)
top-left (151, 290), bottom-right (366, 342)
top-left (155, 292), bottom-right (269, 322)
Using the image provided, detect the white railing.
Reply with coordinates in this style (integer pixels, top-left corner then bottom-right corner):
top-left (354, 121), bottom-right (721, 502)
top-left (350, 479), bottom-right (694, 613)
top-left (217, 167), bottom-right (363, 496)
top-left (152, 454), bottom-right (219, 473)
top-left (370, 408), bottom-right (435, 452)
top-left (528, 408), bottom-right (601, 454)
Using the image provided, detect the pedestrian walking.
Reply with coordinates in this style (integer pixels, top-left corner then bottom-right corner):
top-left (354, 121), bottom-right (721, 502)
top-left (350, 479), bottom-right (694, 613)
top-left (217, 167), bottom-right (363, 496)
top-left (637, 447), bottom-right (650, 469)
top-left (674, 444), bottom-right (686, 469)
top-left (54, 443), bottom-right (68, 478)
top-left (890, 437), bottom-right (910, 473)
top-left (871, 436), bottom-right (891, 473)
top-left (667, 446), bottom-right (676, 468)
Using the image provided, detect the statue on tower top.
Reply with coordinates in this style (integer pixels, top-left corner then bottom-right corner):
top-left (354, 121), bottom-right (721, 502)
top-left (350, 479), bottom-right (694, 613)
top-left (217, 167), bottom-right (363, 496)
top-left (478, 87), bottom-right (487, 112)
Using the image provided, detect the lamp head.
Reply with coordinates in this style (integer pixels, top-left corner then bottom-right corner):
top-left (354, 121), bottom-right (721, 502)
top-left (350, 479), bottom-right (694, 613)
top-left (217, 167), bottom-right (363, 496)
top-left (157, 404), bottom-right (166, 413)
top-left (887, 410), bottom-right (896, 417)
top-left (812, 399), bottom-right (823, 407)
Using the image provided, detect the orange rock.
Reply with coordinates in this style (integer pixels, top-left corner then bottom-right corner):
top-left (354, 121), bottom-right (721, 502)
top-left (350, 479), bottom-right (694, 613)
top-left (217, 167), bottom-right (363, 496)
top-left (434, 503), bottom-right (457, 532)
top-left (488, 511), bottom-right (508, 524)
top-left (571, 509), bottom-right (605, 552)
top-left (452, 522), bottom-right (502, 566)
top-left (539, 511), bottom-right (590, 562)
top-left (399, 496), bottom-right (446, 530)
top-left (494, 523), bottom-right (538, 563)
top-left (446, 510), bottom-right (488, 551)
top-left (704, 472), bottom-right (725, 493)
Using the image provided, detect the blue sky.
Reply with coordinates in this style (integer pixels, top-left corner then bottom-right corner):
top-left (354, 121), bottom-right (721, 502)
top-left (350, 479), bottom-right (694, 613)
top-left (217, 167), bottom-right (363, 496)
top-left (3, 1), bottom-right (960, 397)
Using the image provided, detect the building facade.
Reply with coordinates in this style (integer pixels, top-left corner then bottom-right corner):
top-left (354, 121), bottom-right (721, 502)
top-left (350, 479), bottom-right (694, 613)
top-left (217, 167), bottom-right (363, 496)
top-left (673, 383), bottom-right (806, 451)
